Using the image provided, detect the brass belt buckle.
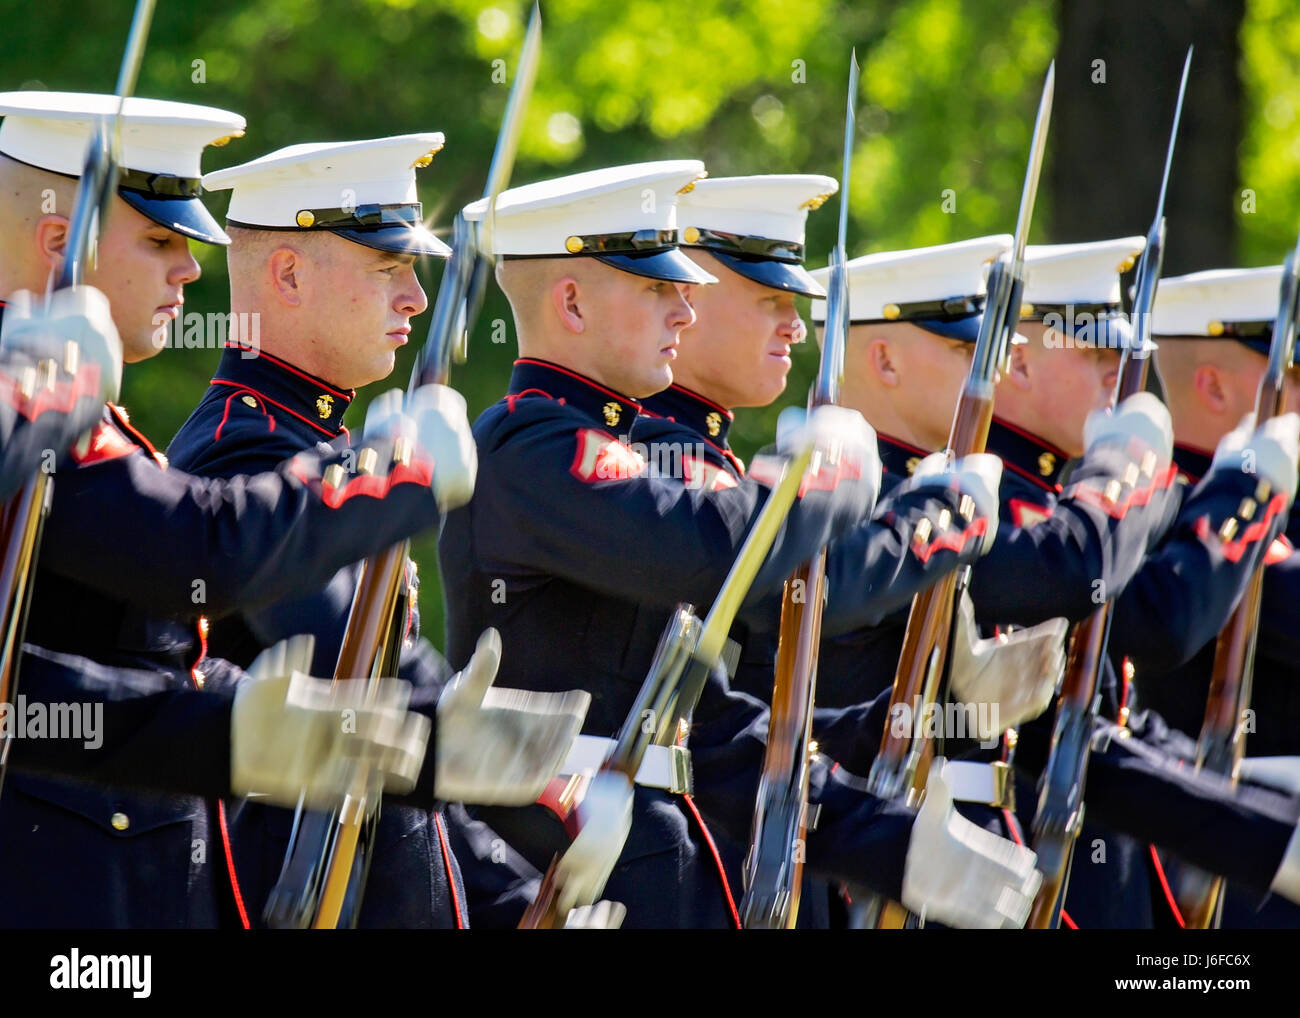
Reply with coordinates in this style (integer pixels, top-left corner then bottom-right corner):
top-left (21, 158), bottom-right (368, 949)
top-left (989, 761), bottom-right (1015, 811)
top-left (668, 745), bottom-right (693, 796)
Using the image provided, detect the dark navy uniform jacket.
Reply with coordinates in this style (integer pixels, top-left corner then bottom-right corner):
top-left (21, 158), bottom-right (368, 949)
top-left (166, 344), bottom-right (536, 929)
top-left (441, 360), bottom-right (928, 926)
top-left (0, 325), bottom-right (455, 927)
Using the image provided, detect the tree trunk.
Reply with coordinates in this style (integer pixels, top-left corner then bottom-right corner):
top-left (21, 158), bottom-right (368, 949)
top-left (1051, 0), bottom-right (1244, 275)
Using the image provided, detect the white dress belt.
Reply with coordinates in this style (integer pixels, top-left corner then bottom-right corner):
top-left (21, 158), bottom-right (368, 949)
top-left (561, 734), bottom-right (692, 795)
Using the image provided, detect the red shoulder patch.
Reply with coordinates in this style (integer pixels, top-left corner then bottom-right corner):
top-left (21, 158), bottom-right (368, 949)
top-left (1009, 497), bottom-right (1053, 529)
top-left (570, 428), bottom-right (647, 483)
top-left (69, 420), bottom-right (138, 466)
top-left (681, 454), bottom-right (738, 491)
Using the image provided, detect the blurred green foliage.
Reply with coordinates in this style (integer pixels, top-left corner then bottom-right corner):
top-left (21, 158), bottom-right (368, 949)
top-left (4, 0), bottom-right (1298, 653)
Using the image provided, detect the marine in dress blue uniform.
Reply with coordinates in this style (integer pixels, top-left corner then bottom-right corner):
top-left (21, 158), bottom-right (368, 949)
top-left (0, 97), bottom-right (478, 927)
top-left (165, 135), bottom-right (541, 928)
top-left (437, 161), bottom-right (908, 927)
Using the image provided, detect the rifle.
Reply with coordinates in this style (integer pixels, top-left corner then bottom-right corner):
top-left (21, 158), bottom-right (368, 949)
top-left (1174, 234), bottom-right (1300, 932)
top-left (856, 62), bottom-right (1051, 930)
top-left (519, 445), bottom-right (815, 927)
top-left (0, 0), bottom-right (157, 797)
top-left (738, 51), bottom-right (858, 931)
top-left (1027, 48), bottom-right (1193, 929)
top-left (867, 64), bottom-right (1053, 803)
top-left (262, 3), bottom-right (542, 929)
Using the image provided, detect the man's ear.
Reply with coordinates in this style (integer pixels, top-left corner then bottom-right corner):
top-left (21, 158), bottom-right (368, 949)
top-left (34, 215), bottom-right (69, 274)
top-left (551, 277), bottom-right (584, 334)
top-left (1193, 363), bottom-right (1230, 415)
top-left (868, 337), bottom-right (899, 387)
top-left (268, 247), bottom-right (305, 307)
top-left (1005, 343), bottom-right (1033, 391)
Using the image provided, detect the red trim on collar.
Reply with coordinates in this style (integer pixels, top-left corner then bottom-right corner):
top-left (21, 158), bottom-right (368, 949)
top-left (224, 344), bottom-right (353, 401)
top-left (210, 379), bottom-right (336, 438)
top-left (1001, 456), bottom-right (1059, 493)
top-left (668, 383), bottom-right (735, 420)
top-left (991, 415), bottom-right (1071, 461)
top-left (513, 358), bottom-right (642, 409)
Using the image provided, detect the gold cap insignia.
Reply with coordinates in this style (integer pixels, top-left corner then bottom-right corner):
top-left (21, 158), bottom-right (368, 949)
top-left (705, 411), bottom-right (722, 437)
top-left (882, 303), bottom-right (901, 321)
top-left (411, 144), bottom-right (443, 169)
top-left (296, 210), bottom-right (316, 228)
top-left (316, 393), bottom-right (335, 419)
top-left (241, 395), bottom-right (258, 408)
top-left (1020, 302), bottom-right (1035, 319)
top-left (1117, 253), bottom-right (1138, 273)
top-left (683, 226), bottom-right (701, 244)
top-left (565, 235), bottom-right (585, 254)
top-left (602, 401), bottom-right (622, 428)
top-left (905, 456), bottom-right (920, 475)
top-left (210, 130), bottom-right (245, 148)
top-left (799, 192), bottom-right (834, 211)
top-left (676, 172), bottom-right (708, 195)
top-left (1207, 320), bottom-right (1225, 337)
top-left (1038, 451), bottom-right (1056, 477)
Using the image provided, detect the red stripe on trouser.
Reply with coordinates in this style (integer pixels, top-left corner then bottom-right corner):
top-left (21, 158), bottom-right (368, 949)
top-left (1148, 845), bottom-right (1187, 928)
top-left (188, 659), bottom-right (249, 928)
top-left (217, 800), bottom-right (250, 929)
top-left (434, 812), bottom-right (466, 929)
top-left (682, 794), bottom-right (741, 928)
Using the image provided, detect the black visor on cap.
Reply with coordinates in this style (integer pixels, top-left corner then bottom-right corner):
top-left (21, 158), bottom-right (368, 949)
top-left (120, 190), bottom-right (230, 245)
top-left (707, 251), bottom-right (824, 298)
top-left (594, 248), bottom-right (717, 285)
top-left (335, 222), bottom-right (451, 258)
top-left (911, 310), bottom-right (984, 343)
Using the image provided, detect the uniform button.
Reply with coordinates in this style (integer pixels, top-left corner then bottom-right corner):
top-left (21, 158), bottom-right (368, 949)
top-left (110, 811), bottom-right (130, 831)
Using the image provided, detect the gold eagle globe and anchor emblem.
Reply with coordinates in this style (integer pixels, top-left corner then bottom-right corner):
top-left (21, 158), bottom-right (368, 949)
top-left (1038, 451), bottom-right (1057, 477)
top-left (602, 402), bottom-right (622, 428)
top-left (705, 411), bottom-right (722, 437)
top-left (316, 394), bottom-right (335, 420)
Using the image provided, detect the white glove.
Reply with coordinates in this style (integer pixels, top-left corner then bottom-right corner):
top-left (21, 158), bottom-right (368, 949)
top-left (948, 590), bottom-right (1066, 739)
top-left (1210, 412), bottom-right (1300, 506)
top-left (1237, 756), bottom-right (1300, 797)
top-left (775, 404), bottom-right (882, 503)
top-left (553, 770), bottom-right (634, 915)
top-left (1, 286), bottom-right (122, 402)
top-left (901, 756), bottom-right (1042, 928)
top-left (435, 628), bottom-right (590, 805)
top-left (364, 382), bottom-right (477, 510)
top-left (897, 451), bottom-right (1003, 553)
top-left (230, 634), bottom-right (431, 809)
top-left (563, 899), bottom-right (628, 929)
top-left (1083, 391), bottom-right (1173, 471)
